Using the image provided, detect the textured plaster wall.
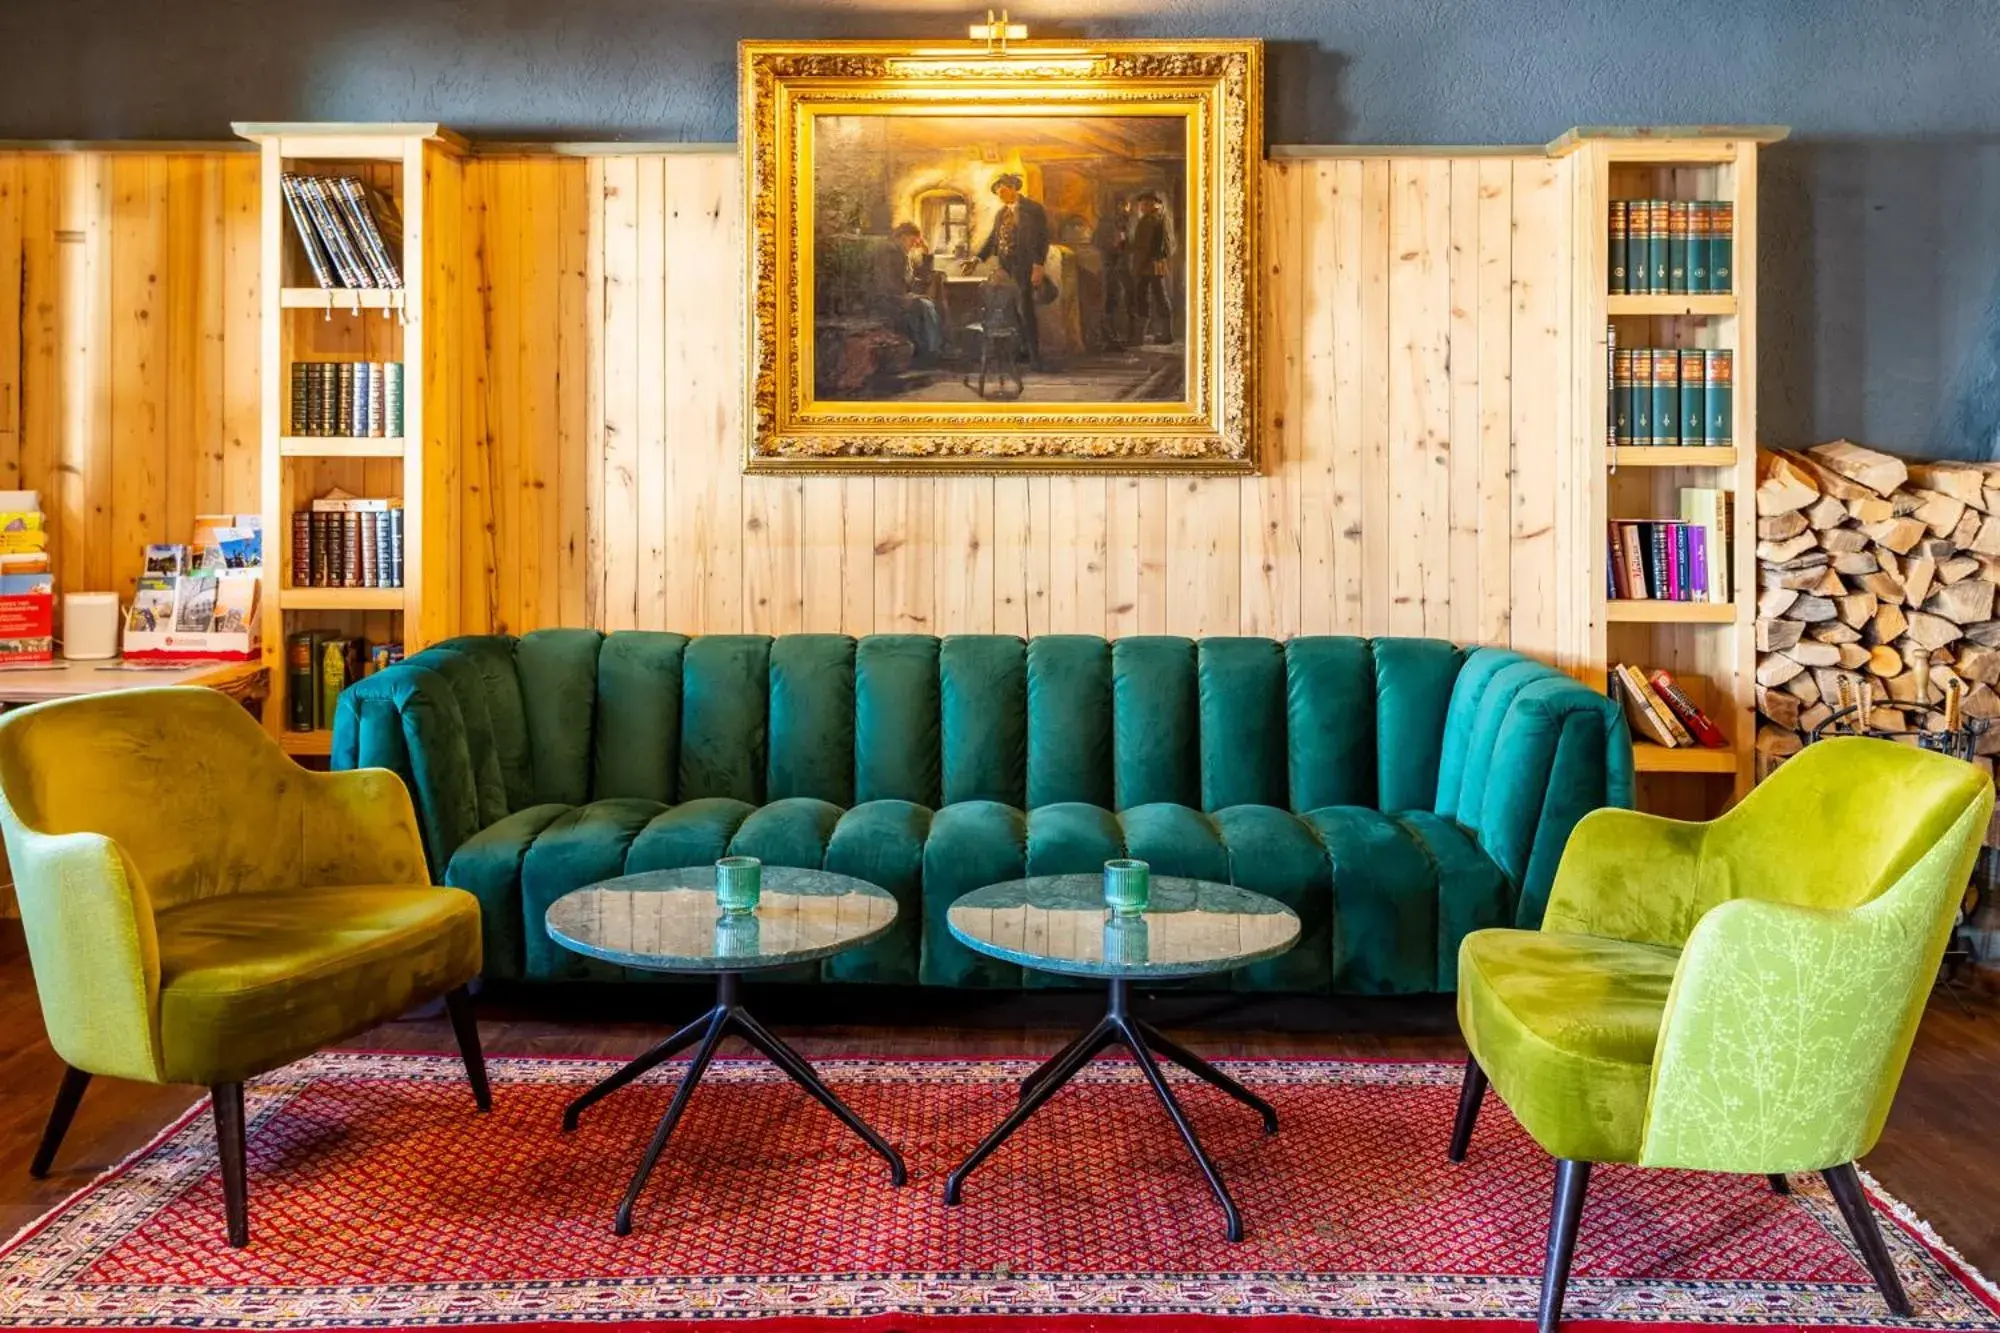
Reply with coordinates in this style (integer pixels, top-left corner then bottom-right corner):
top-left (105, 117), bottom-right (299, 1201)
top-left (4, 0), bottom-right (1998, 458)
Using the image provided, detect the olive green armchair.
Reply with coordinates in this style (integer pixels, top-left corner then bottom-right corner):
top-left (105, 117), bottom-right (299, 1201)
top-left (1448, 736), bottom-right (1993, 1331)
top-left (0, 687), bottom-right (489, 1248)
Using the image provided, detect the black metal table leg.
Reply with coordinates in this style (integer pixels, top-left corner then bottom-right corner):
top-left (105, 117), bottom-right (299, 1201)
top-left (946, 977), bottom-right (1270, 1241)
top-left (1133, 1018), bottom-right (1278, 1132)
top-left (581, 971), bottom-right (907, 1235)
top-left (730, 1006), bottom-right (908, 1184)
top-left (945, 1016), bottom-right (1116, 1205)
top-left (563, 1007), bottom-right (719, 1132)
top-left (1116, 1012), bottom-right (1246, 1241)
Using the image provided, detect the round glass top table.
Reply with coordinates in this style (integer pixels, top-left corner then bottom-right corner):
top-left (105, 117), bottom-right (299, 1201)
top-left (944, 874), bottom-right (1302, 1243)
top-left (544, 866), bottom-right (906, 1235)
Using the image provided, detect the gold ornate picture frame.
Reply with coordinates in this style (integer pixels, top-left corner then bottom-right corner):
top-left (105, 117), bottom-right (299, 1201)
top-left (741, 38), bottom-right (1262, 474)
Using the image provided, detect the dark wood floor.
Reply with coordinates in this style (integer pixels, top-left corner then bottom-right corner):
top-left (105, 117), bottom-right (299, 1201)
top-left (5, 921), bottom-right (2000, 1275)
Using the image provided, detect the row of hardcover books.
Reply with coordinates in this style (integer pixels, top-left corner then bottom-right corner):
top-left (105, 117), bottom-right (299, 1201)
top-left (289, 496), bottom-right (406, 589)
top-left (1610, 663), bottom-right (1727, 750)
top-left (286, 631), bottom-right (404, 733)
top-left (290, 362), bottom-right (405, 438)
top-left (1608, 199), bottom-right (1733, 294)
top-left (280, 173), bottom-right (404, 290)
top-left (1607, 488), bottom-right (1733, 603)
top-left (1610, 342), bottom-right (1732, 448)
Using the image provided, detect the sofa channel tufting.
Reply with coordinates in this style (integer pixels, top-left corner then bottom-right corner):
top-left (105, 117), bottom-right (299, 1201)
top-left (332, 632), bottom-right (1633, 994)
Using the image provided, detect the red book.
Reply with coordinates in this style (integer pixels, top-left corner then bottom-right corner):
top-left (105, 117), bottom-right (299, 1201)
top-left (1647, 669), bottom-right (1729, 748)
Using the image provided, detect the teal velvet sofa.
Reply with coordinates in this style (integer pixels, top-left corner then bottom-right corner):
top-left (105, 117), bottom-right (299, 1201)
top-left (331, 632), bottom-right (1632, 994)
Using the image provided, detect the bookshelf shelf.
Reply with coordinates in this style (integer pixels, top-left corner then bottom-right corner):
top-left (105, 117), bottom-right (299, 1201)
top-left (279, 287), bottom-right (406, 310)
top-left (1606, 599), bottom-right (1737, 624)
top-left (241, 120), bottom-right (468, 749)
top-left (279, 729), bottom-right (336, 757)
top-left (279, 587), bottom-right (406, 611)
top-left (279, 437), bottom-right (406, 459)
top-left (1632, 742), bottom-right (1738, 774)
top-left (1607, 294), bottom-right (1736, 317)
top-left (1610, 446), bottom-right (1737, 469)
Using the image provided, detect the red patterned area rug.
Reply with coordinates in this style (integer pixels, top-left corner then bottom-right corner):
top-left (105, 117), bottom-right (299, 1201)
top-left (3, 1052), bottom-right (1997, 1332)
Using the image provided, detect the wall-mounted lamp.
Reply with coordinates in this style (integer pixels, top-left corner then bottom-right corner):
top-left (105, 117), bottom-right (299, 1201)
top-left (967, 10), bottom-right (1028, 54)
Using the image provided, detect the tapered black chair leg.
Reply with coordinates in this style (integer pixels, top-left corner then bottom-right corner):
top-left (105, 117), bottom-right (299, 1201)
top-left (212, 1082), bottom-right (250, 1249)
top-left (1824, 1163), bottom-right (1912, 1316)
top-left (29, 1067), bottom-right (91, 1179)
top-left (1768, 1173), bottom-right (1792, 1195)
top-left (443, 986), bottom-right (491, 1113)
top-left (1538, 1158), bottom-right (1591, 1333)
top-left (1447, 1056), bottom-right (1487, 1163)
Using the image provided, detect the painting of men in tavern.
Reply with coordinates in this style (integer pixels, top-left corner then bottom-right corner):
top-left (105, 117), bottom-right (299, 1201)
top-left (811, 114), bottom-right (1188, 404)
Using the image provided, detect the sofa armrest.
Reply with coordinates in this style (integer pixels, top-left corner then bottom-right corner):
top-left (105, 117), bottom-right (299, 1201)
top-left (300, 767), bottom-right (431, 887)
top-left (332, 662), bottom-right (482, 880)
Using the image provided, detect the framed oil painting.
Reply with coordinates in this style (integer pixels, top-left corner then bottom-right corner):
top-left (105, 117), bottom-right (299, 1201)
top-left (741, 39), bottom-right (1262, 474)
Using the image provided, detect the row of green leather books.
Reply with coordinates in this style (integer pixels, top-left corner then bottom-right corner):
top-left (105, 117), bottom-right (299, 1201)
top-left (1608, 199), bottom-right (1733, 294)
top-left (1610, 346), bottom-right (1732, 448)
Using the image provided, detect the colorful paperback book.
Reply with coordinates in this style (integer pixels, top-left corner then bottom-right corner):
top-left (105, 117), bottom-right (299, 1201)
top-left (1648, 669), bottom-right (1729, 747)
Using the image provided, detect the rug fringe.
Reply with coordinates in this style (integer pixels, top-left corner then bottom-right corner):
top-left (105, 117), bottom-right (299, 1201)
top-left (1859, 1164), bottom-right (2000, 1310)
top-left (0, 1093), bottom-right (212, 1256)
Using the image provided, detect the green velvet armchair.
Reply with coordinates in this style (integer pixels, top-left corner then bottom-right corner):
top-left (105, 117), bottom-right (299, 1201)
top-left (0, 687), bottom-right (490, 1248)
top-left (1448, 736), bottom-right (1993, 1331)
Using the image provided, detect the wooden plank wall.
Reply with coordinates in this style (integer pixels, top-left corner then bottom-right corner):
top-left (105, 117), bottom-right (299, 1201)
top-left (497, 151), bottom-right (1574, 651)
top-left (0, 152), bottom-right (261, 609)
top-left (0, 149), bottom-right (1578, 656)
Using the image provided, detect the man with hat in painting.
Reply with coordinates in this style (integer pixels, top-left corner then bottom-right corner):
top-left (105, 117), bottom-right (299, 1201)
top-left (965, 172), bottom-right (1052, 371)
top-left (1129, 189), bottom-right (1174, 345)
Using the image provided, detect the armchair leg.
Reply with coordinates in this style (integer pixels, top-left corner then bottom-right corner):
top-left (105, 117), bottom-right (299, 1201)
top-left (212, 1083), bottom-right (250, 1249)
top-left (443, 985), bottom-right (491, 1113)
top-left (1538, 1158), bottom-right (1592, 1333)
top-left (1768, 1173), bottom-right (1792, 1195)
top-left (1447, 1056), bottom-right (1487, 1162)
top-left (1824, 1163), bottom-right (1912, 1316)
top-left (28, 1066), bottom-right (91, 1178)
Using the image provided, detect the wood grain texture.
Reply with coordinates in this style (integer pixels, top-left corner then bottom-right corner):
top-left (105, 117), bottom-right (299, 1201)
top-left (0, 150), bottom-right (1586, 656)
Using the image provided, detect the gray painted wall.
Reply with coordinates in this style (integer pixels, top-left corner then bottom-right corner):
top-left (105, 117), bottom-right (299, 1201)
top-left (5, 0), bottom-right (1998, 459)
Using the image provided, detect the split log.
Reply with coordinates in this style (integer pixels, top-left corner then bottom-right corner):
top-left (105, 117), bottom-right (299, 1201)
top-left (1804, 494), bottom-right (1851, 531)
top-left (1757, 618), bottom-right (1804, 651)
top-left (1856, 570), bottom-right (1905, 602)
top-left (1901, 556), bottom-right (1937, 607)
top-left (1757, 452), bottom-right (1820, 515)
top-left (1861, 516), bottom-right (1928, 555)
top-left (1831, 551), bottom-right (1879, 576)
top-left (1781, 670), bottom-right (1822, 703)
top-left (1756, 532), bottom-right (1818, 563)
top-left (1786, 641), bottom-right (1842, 668)
top-left (1759, 510), bottom-right (1810, 541)
top-left (1956, 644), bottom-right (2000, 686)
top-left (1871, 603), bottom-right (1909, 645)
top-left (1755, 725), bottom-right (1804, 761)
top-left (1939, 555), bottom-right (1982, 583)
top-left (1963, 620), bottom-right (2000, 648)
top-left (1808, 439), bottom-right (1910, 496)
top-left (1837, 643), bottom-right (1872, 670)
top-left (1810, 622), bottom-right (1862, 644)
top-left (1954, 509), bottom-right (1986, 550)
top-left (1799, 701), bottom-right (1834, 732)
top-left (1847, 495), bottom-right (1895, 524)
top-left (1837, 590), bottom-right (1879, 628)
top-left (1909, 461), bottom-right (1991, 509)
top-left (1756, 654), bottom-right (1805, 688)
top-left (1974, 515), bottom-right (2000, 557)
top-left (1924, 578), bottom-right (1996, 624)
top-left (1905, 611), bottom-right (1964, 651)
top-left (1865, 644), bottom-right (1903, 676)
top-left (1757, 686), bottom-right (1802, 730)
top-left (1789, 593), bottom-right (1838, 623)
top-left (1818, 527), bottom-right (1871, 554)
top-left (1911, 488), bottom-right (1969, 537)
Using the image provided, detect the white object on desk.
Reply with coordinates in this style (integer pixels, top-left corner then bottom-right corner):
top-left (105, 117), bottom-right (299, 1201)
top-left (61, 591), bottom-right (121, 660)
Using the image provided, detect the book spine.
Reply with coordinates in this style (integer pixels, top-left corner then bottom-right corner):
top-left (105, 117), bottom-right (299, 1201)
top-left (334, 362), bottom-right (355, 437)
top-left (1619, 522), bottom-right (1648, 599)
top-left (290, 510), bottom-right (310, 586)
top-left (1647, 200), bottom-right (1670, 294)
top-left (1648, 669), bottom-right (1729, 747)
top-left (1688, 201), bottom-right (1711, 294)
top-left (316, 363), bottom-right (337, 437)
top-left (360, 511), bottom-right (377, 587)
top-left (1628, 204), bottom-right (1649, 296)
top-left (289, 363), bottom-right (308, 435)
top-left (1705, 349), bottom-right (1733, 446)
top-left (368, 363), bottom-right (387, 436)
top-left (1679, 349), bottom-right (1704, 450)
top-left (1638, 670), bottom-right (1696, 747)
top-left (385, 362), bottom-right (405, 437)
top-left (389, 507), bottom-right (405, 587)
top-left (1608, 201), bottom-right (1628, 294)
top-left (1672, 522), bottom-right (1689, 601)
top-left (1710, 201), bottom-right (1734, 293)
top-left (343, 513), bottom-right (362, 587)
top-left (1649, 522), bottom-right (1670, 599)
top-left (298, 178), bottom-right (359, 288)
top-left (279, 176), bottom-right (336, 290)
top-left (1608, 524), bottom-right (1628, 599)
top-left (1605, 321), bottom-right (1618, 451)
top-left (331, 179), bottom-right (394, 289)
top-left (1688, 520), bottom-right (1708, 601)
top-left (374, 508), bottom-right (392, 587)
top-left (338, 178), bottom-right (404, 288)
top-left (1652, 346), bottom-right (1678, 449)
top-left (287, 632), bottom-right (317, 731)
top-left (1717, 490), bottom-right (1735, 602)
top-left (1612, 348), bottom-right (1633, 447)
top-left (1667, 200), bottom-right (1689, 294)
top-left (1618, 664), bottom-right (1682, 747)
top-left (1630, 349), bottom-right (1653, 446)
top-left (353, 359), bottom-right (371, 439)
top-left (309, 177), bottom-right (371, 288)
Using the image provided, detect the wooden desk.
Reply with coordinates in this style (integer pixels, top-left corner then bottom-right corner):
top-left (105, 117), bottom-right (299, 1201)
top-left (0, 658), bottom-right (269, 707)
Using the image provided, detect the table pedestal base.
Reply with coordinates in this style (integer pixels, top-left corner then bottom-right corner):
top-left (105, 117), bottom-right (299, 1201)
top-left (562, 971), bottom-right (907, 1235)
top-left (943, 977), bottom-right (1276, 1242)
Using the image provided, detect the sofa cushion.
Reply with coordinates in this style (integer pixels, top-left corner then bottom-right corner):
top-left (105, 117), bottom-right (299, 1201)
top-left (824, 800), bottom-right (933, 985)
top-left (522, 798), bottom-right (667, 979)
top-left (157, 884), bottom-right (482, 1085)
top-left (1457, 928), bottom-right (1681, 1164)
top-left (1304, 806), bottom-right (1513, 994)
top-left (593, 631), bottom-right (689, 803)
top-left (921, 801), bottom-right (1028, 987)
top-left (444, 803), bottom-right (572, 980)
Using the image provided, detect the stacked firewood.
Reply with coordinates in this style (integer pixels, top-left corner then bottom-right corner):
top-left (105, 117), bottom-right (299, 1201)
top-left (1755, 441), bottom-right (2000, 773)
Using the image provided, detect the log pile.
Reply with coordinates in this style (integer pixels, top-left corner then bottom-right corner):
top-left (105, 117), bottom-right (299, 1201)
top-left (1755, 441), bottom-right (2000, 774)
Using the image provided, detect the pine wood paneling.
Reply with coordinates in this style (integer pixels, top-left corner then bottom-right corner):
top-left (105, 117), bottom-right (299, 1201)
top-left (0, 148), bottom-right (1589, 659)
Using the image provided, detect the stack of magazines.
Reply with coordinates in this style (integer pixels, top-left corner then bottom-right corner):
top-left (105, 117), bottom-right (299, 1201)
top-left (281, 173), bottom-right (402, 290)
